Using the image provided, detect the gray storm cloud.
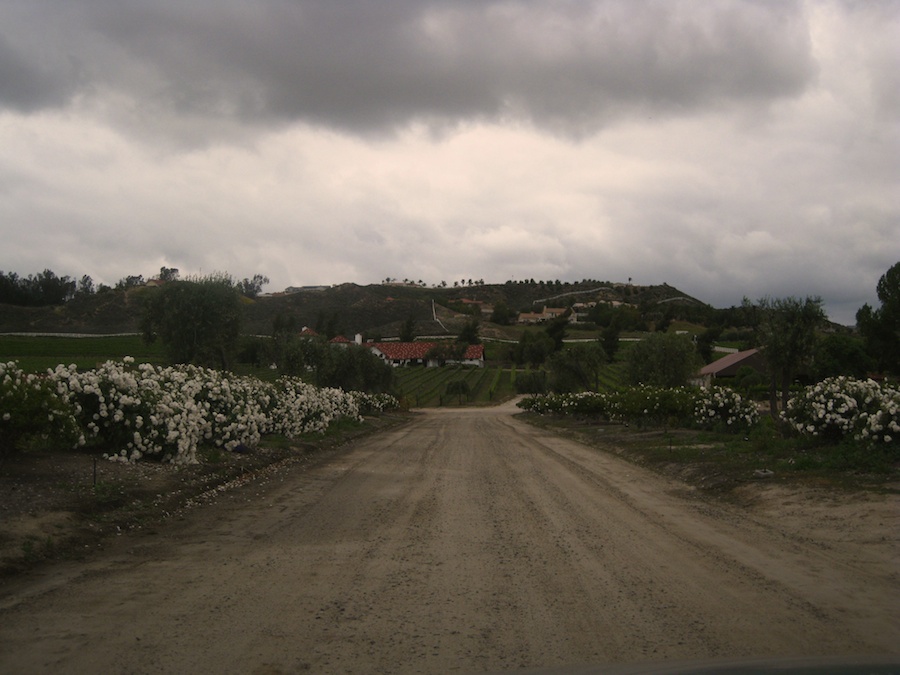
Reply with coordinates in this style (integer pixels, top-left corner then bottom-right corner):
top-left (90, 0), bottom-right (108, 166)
top-left (1, 1), bottom-right (816, 137)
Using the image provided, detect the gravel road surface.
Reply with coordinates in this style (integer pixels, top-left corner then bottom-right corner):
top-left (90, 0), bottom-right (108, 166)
top-left (1, 400), bottom-right (897, 673)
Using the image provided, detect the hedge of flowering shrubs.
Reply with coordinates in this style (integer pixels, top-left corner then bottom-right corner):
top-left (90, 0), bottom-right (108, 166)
top-left (1, 359), bottom-right (399, 465)
top-left (782, 377), bottom-right (898, 447)
top-left (518, 385), bottom-right (757, 432)
top-left (519, 378), bottom-right (899, 448)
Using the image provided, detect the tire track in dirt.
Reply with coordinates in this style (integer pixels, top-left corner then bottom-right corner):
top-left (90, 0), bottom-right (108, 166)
top-left (501, 413), bottom-right (898, 650)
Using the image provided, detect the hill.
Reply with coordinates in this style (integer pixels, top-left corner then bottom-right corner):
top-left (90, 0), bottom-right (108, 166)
top-left (0, 280), bottom-right (709, 338)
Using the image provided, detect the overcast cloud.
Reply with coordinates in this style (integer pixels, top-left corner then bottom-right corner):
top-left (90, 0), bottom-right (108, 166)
top-left (1, 0), bottom-right (897, 324)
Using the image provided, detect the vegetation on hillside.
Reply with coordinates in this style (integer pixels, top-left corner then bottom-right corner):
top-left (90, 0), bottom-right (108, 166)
top-left (2, 262), bottom-right (897, 401)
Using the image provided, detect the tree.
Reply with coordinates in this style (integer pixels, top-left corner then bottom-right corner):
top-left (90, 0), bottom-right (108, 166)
top-left (158, 266), bottom-right (180, 282)
top-left (324, 312), bottom-right (341, 340)
top-left (141, 275), bottom-right (243, 370)
top-left (695, 327), bottom-right (722, 363)
top-left (76, 275), bottom-right (95, 296)
top-left (425, 341), bottom-right (466, 366)
top-left (490, 301), bottom-right (514, 326)
top-left (271, 313), bottom-right (300, 367)
top-left (457, 317), bottom-right (481, 345)
top-left (512, 330), bottom-right (555, 368)
top-left (35, 269), bottom-right (76, 305)
top-left (600, 323), bottom-right (620, 362)
top-left (812, 333), bottom-right (873, 380)
top-left (626, 332), bottom-right (701, 388)
top-left (1, 269), bottom-right (77, 306)
top-left (544, 313), bottom-right (570, 352)
top-left (446, 379), bottom-right (470, 404)
top-left (857, 262), bottom-right (900, 375)
top-left (0, 271), bottom-right (32, 305)
top-left (315, 344), bottom-right (394, 393)
top-left (589, 304), bottom-right (644, 331)
top-left (745, 296), bottom-right (825, 416)
top-left (548, 343), bottom-right (606, 392)
top-left (237, 273), bottom-right (269, 299)
top-left (116, 274), bottom-right (144, 291)
top-left (654, 307), bottom-right (673, 333)
top-left (399, 315), bottom-right (416, 342)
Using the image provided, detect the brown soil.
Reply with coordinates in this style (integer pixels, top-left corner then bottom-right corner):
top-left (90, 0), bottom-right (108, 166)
top-left (0, 416), bottom-right (405, 576)
top-left (1, 401), bottom-right (897, 673)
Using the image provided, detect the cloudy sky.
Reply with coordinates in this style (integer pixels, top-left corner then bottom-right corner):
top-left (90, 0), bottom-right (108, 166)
top-left (1, 1), bottom-right (897, 325)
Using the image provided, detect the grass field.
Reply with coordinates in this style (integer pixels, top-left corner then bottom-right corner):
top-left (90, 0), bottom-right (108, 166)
top-left (0, 335), bottom-right (166, 372)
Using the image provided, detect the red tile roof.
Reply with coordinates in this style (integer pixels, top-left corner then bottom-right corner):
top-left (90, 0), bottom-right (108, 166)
top-left (369, 342), bottom-right (484, 361)
top-left (463, 344), bottom-right (485, 360)
top-left (370, 342), bottom-right (433, 360)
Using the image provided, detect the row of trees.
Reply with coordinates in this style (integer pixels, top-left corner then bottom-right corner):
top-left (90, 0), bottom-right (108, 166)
top-left (141, 274), bottom-right (393, 394)
top-left (0, 267), bottom-right (270, 307)
top-left (0, 269), bottom-right (80, 306)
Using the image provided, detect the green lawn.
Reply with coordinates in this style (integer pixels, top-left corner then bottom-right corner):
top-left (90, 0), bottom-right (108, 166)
top-left (0, 335), bottom-right (166, 372)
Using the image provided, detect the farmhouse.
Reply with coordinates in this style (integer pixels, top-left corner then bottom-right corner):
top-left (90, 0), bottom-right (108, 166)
top-left (369, 342), bottom-right (485, 368)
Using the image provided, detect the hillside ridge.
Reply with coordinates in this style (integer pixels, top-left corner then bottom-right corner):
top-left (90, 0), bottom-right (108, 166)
top-left (0, 280), bottom-right (707, 337)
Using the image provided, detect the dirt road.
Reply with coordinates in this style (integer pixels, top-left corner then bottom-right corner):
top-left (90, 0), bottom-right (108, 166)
top-left (1, 401), bottom-right (898, 673)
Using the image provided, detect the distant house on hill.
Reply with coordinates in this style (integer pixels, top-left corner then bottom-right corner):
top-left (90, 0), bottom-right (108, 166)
top-left (696, 348), bottom-right (766, 386)
top-left (517, 306), bottom-right (570, 325)
top-left (517, 310), bottom-right (545, 324)
top-left (328, 335), bottom-right (352, 346)
top-left (369, 342), bottom-right (485, 368)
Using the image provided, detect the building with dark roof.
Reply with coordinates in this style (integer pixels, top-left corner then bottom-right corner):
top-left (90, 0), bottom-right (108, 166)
top-left (696, 348), bottom-right (766, 386)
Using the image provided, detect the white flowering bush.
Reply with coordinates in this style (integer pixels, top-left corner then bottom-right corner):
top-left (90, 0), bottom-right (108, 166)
top-left (693, 387), bottom-right (759, 431)
top-left (1, 358), bottom-right (399, 465)
top-left (272, 378), bottom-right (360, 437)
top-left (518, 391), bottom-right (609, 416)
top-left (783, 377), bottom-right (899, 447)
top-left (194, 366), bottom-right (276, 451)
top-left (0, 361), bottom-right (83, 457)
top-left (520, 385), bottom-right (760, 433)
top-left (519, 386), bottom-right (698, 428)
top-left (352, 392), bottom-right (401, 415)
top-left (51, 359), bottom-right (210, 464)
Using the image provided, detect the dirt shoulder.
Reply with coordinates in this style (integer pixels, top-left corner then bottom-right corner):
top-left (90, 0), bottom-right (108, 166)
top-left (0, 413), bottom-right (412, 577)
